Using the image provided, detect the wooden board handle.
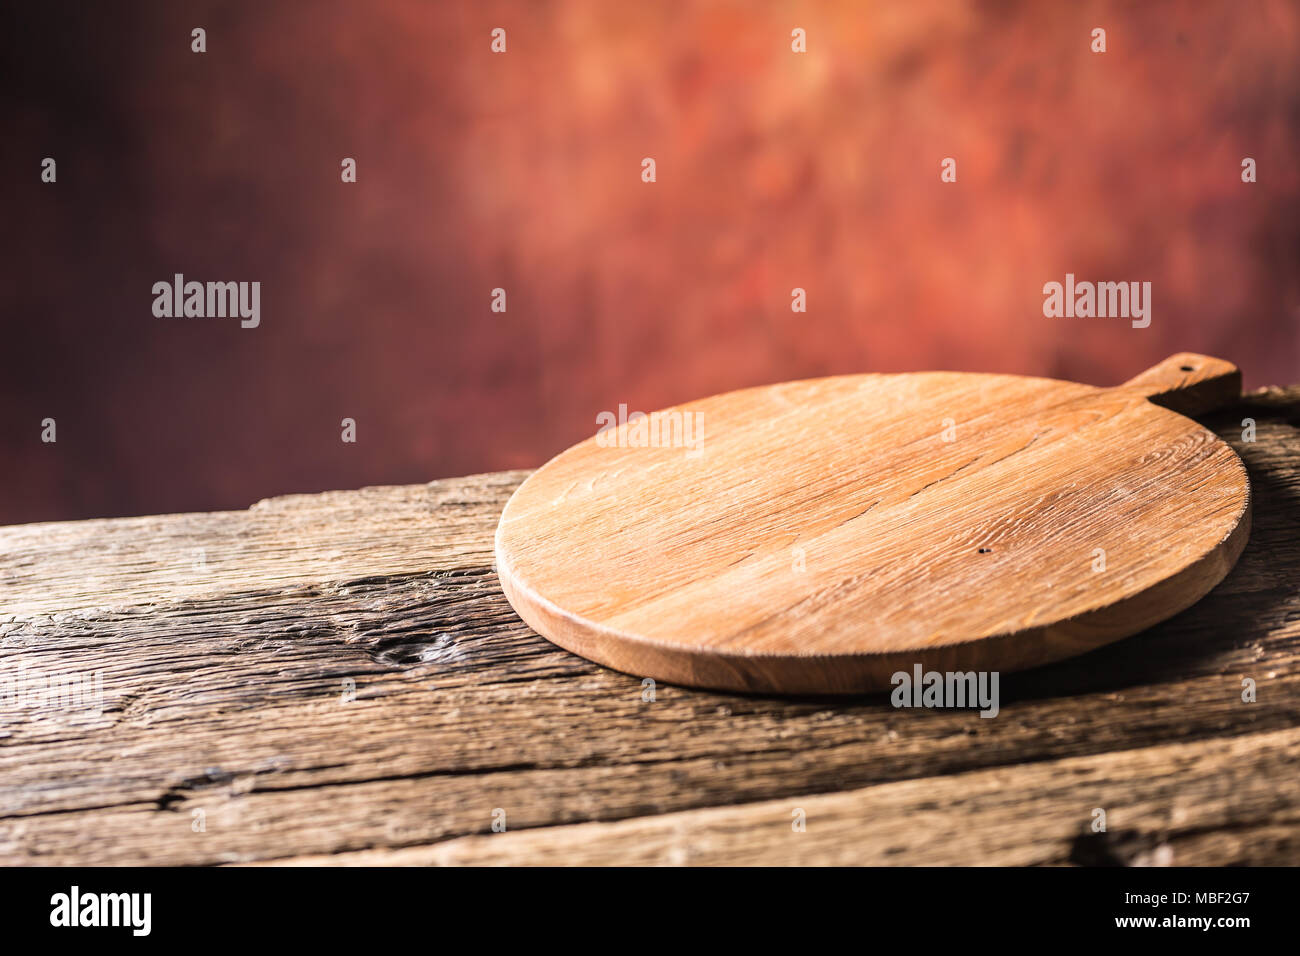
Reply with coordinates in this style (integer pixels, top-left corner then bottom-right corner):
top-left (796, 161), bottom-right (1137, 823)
top-left (1121, 353), bottom-right (1241, 416)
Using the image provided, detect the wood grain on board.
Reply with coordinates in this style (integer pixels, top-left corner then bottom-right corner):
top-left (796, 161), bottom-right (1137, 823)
top-left (0, 383), bottom-right (1296, 866)
top-left (496, 355), bottom-right (1251, 693)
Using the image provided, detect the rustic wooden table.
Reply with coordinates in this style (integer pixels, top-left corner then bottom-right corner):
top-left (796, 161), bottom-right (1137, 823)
top-left (2, 387), bottom-right (1297, 866)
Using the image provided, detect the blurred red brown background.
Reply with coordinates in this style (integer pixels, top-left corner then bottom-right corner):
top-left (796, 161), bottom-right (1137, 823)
top-left (2, 0), bottom-right (1298, 524)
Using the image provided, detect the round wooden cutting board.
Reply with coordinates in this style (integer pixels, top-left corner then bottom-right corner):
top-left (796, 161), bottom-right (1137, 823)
top-left (495, 353), bottom-right (1251, 694)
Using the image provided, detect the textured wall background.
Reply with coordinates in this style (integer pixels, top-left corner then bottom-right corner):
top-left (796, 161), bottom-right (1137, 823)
top-left (2, 0), bottom-right (1298, 523)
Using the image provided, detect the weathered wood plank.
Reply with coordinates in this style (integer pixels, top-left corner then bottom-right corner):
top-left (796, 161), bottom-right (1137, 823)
top-left (0, 472), bottom-right (525, 618)
top-left (256, 725), bottom-right (1300, 866)
top-left (0, 388), bottom-right (1296, 865)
